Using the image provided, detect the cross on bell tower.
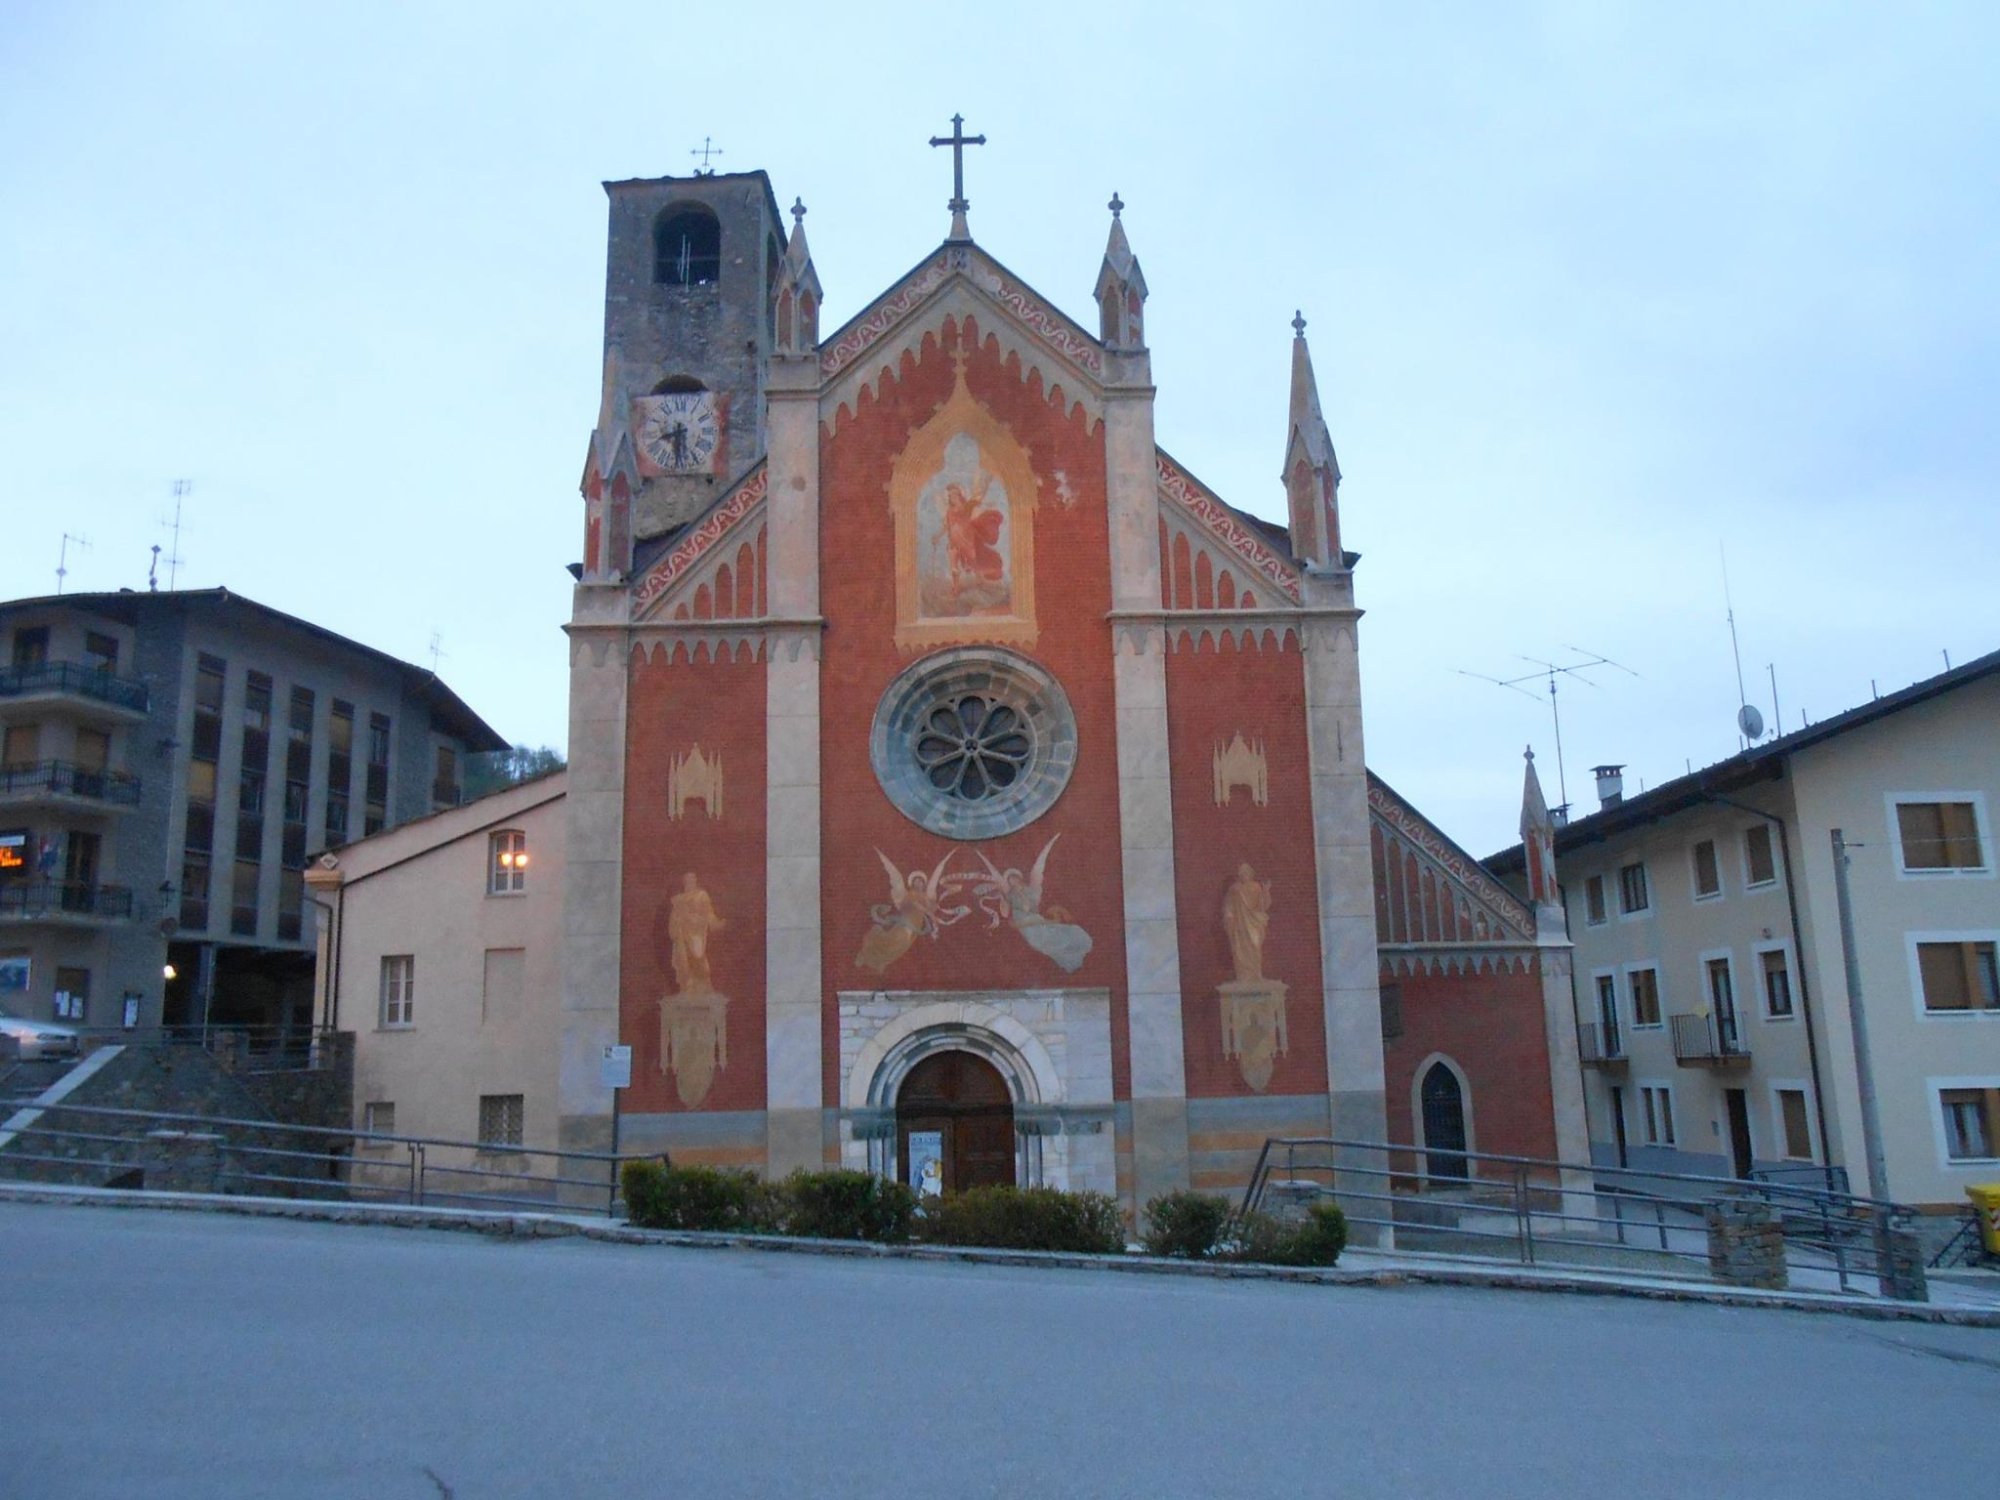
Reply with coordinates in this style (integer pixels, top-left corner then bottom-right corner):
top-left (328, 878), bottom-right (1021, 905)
top-left (928, 113), bottom-right (986, 241)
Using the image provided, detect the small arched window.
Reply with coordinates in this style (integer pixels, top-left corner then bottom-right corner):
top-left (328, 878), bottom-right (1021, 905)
top-left (488, 829), bottom-right (527, 895)
top-left (654, 205), bottom-right (721, 286)
top-left (651, 374), bottom-right (706, 396)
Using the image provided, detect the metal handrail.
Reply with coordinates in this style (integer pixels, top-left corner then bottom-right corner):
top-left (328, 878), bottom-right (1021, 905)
top-left (0, 661), bottom-right (149, 713)
top-left (1670, 1011), bottom-right (1750, 1063)
top-left (0, 760), bottom-right (142, 804)
top-left (0, 1098), bottom-right (641, 1218)
top-left (0, 880), bottom-right (137, 918)
top-left (1577, 1021), bottom-right (1625, 1063)
top-left (1238, 1134), bottom-right (1921, 1299)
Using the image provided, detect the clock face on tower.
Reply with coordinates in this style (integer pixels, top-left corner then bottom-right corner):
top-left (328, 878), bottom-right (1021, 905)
top-left (637, 392), bottom-right (720, 474)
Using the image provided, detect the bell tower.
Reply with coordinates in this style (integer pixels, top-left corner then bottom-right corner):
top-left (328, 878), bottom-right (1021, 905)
top-left (598, 168), bottom-right (788, 538)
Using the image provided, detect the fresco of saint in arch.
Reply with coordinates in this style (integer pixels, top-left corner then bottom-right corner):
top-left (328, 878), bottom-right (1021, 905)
top-left (916, 432), bottom-right (1013, 620)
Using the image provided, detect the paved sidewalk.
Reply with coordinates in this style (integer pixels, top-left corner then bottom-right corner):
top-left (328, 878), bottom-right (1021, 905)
top-left (4, 1178), bottom-right (1996, 1326)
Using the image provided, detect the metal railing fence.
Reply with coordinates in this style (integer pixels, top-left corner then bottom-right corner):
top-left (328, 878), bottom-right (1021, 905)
top-left (0, 661), bottom-right (149, 713)
top-left (1240, 1136), bottom-right (1922, 1299)
top-left (1669, 1010), bottom-right (1750, 1064)
top-left (0, 880), bottom-right (136, 919)
top-left (0, 760), bottom-right (142, 804)
top-left (0, 1099), bottom-right (637, 1218)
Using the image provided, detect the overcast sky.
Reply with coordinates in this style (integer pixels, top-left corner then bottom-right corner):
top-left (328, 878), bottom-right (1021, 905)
top-left (4, 2), bottom-right (1995, 856)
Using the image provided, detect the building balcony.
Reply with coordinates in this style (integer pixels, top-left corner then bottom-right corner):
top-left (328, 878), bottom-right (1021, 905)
top-left (1576, 1021), bottom-right (1628, 1070)
top-left (0, 661), bottom-right (150, 721)
top-left (1670, 1011), bottom-right (1751, 1069)
top-left (0, 760), bottom-right (142, 812)
top-left (0, 879), bottom-right (137, 924)
top-left (431, 779), bottom-right (462, 809)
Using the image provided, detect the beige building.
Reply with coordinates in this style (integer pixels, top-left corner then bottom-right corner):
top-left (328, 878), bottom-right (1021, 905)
top-left (1490, 651), bottom-right (2000, 1208)
top-left (307, 773), bottom-right (566, 1156)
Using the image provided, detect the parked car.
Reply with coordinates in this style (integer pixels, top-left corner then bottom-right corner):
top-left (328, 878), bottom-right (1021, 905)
top-left (0, 1010), bottom-right (81, 1060)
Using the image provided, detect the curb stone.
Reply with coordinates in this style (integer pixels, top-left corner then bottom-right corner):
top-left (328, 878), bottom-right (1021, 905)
top-left (2, 1180), bottom-right (1994, 1329)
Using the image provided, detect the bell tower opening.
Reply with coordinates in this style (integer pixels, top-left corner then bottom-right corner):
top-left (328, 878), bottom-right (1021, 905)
top-left (896, 1049), bottom-right (1017, 1194)
top-left (653, 204), bottom-right (721, 285)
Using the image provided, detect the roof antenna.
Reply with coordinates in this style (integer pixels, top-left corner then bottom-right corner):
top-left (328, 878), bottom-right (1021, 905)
top-left (428, 630), bottom-right (447, 675)
top-left (57, 532), bottom-right (90, 595)
top-left (1722, 544), bottom-right (1763, 745)
top-left (1458, 646), bottom-right (1637, 814)
top-left (147, 544), bottom-right (161, 592)
top-left (158, 479), bottom-right (190, 591)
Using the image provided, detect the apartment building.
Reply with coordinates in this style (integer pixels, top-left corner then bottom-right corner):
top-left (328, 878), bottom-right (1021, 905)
top-left (0, 589), bottom-right (504, 1035)
top-left (1488, 650), bottom-right (2000, 1208)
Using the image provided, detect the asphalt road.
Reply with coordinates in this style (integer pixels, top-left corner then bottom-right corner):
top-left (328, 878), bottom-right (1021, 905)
top-left (3, 1203), bottom-right (1996, 1500)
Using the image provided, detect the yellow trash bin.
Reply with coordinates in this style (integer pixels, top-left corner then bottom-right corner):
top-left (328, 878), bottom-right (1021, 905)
top-left (1969, 1184), bottom-right (2000, 1257)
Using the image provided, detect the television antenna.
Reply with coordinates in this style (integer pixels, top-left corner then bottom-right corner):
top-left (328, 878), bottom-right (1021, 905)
top-left (56, 533), bottom-right (90, 595)
top-left (157, 479), bottom-right (191, 590)
top-left (1458, 646), bottom-right (1638, 813)
top-left (427, 630), bottom-right (448, 674)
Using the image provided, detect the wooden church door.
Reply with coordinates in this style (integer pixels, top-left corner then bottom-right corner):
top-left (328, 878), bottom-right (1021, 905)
top-left (896, 1051), bottom-right (1016, 1194)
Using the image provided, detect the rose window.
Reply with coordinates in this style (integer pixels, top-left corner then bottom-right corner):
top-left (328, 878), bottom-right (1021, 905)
top-left (871, 649), bottom-right (1076, 840)
top-left (917, 694), bottom-right (1033, 800)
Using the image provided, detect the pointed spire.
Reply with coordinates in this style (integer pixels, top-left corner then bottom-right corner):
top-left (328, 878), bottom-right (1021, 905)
top-left (773, 197), bottom-right (823, 357)
top-left (579, 347), bottom-right (638, 582)
top-left (1520, 746), bottom-right (1561, 908)
top-left (1283, 312), bottom-right (1343, 568)
top-left (1095, 192), bottom-right (1147, 351)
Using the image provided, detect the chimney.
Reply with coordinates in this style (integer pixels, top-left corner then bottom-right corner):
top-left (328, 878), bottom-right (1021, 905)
top-left (1593, 764), bottom-right (1625, 809)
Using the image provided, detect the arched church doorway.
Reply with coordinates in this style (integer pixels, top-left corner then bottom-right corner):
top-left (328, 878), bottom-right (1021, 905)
top-left (896, 1050), bottom-right (1016, 1194)
top-left (1420, 1061), bottom-right (1470, 1182)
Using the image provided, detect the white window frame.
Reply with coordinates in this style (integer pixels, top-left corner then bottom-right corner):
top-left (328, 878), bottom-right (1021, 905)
top-left (1623, 962), bottom-right (1665, 1030)
top-left (1886, 791), bottom-right (1993, 880)
top-left (1589, 967), bottom-right (1621, 1028)
top-left (379, 955), bottom-right (414, 1029)
top-left (488, 829), bottom-right (528, 896)
top-left (1617, 860), bottom-right (1651, 920)
top-left (1689, 837), bottom-right (1724, 904)
top-left (1582, 872), bottom-right (1608, 928)
top-left (1698, 947), bottom-right (1739, 1014)
top-left (362, 1101), bottom-right (397, 1140)
top-left (1637, 1080), bottom-right (1678, 1148)
top-left (1928, 1077), bottom-right (2000, 1167)
top-left (1905, 930), bottom-right (2000, 1020)
top-left (1751, 939), bottom-right (1798, 1022)
top-left (1766, 1079), bottom-right (1818, 1162)
top-left (1741, 822), bottom-right (1781, 891)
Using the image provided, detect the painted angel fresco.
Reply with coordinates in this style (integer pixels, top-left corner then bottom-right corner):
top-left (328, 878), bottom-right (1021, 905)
top-left (855, 849), bottom-right (969, 973)
top-left (971, 835), bottom-right (1093, 974)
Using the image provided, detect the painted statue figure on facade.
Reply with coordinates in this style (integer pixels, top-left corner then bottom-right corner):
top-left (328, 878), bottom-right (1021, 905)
top-left (856, 849), bottom-right (970, 973)
top-left (1218, 863), bottom-right (1287, 1092)
top-left (918, 433), bottom-right (1012, 618)
top-left (660, 874), bottom-right (729, 1107)
top-left (970, 834), bottom-right (1093, 974)
top-left (1222, 863), bottom-right (1273, 983)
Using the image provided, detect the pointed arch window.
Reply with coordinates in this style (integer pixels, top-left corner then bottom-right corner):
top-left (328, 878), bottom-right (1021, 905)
top-left (653, 205), bottom-right (721, 286)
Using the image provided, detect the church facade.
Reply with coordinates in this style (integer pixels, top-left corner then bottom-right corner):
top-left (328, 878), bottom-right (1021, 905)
top-left (560, 152), bottom-right (1586, 1213)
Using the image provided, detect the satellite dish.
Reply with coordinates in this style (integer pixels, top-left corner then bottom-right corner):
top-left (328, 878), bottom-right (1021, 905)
top-left (1737, 704), bottom-right (1766, 740)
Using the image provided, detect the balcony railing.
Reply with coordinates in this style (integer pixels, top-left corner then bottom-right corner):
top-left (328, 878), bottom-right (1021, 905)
top-left (0, 661), bottom-right (149, 715)
top-left (0, 759), bottom-right (141, 806)
top-left (1670, 1011), bottom-right (1751, 1067)
top-left (1576, 1020), bottom-right (1627, 1068)
top-left (431, 780), bottom-right (462, 808)
top-left (0, 879), bottom-right (136, 920)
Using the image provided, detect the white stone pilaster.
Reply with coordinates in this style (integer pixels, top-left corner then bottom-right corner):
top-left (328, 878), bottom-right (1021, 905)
top-left (1300, 584), bottom-right (1388, 1170)
top-left (1103, 369), bottom-right (1189, 1205)
top-left (558, 592), bottom-right (631, 1166)
top-left (764, 358), bottom-right (824, 1173)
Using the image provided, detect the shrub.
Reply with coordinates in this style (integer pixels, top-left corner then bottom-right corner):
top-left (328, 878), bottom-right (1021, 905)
top-left (1141, 1190), bottom-right (1233, 1259)
top-left (783, 1168), bottom-right (917, 1243)
top-left (1232, 1200), bottom-right (1347, 1267)
top-left (920, 1185), bottom-right (1125, 1255)
top-left (620, 1161), bottom-right (778, 1233)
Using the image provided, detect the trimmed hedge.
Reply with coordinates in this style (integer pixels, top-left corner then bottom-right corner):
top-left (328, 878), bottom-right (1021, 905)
top-left (917, 1185), bottom-right (1126, 1255)
top-left (1234, 1201), bottom-right (1348, 1267)
top-left (620, 1161), bottom-right (779, 1233)
top-left (783, 1168), bottom-right (917, 1243)
top-left (1141, 1190), bottom-right (1233, 1259)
